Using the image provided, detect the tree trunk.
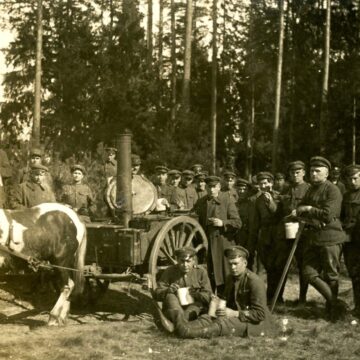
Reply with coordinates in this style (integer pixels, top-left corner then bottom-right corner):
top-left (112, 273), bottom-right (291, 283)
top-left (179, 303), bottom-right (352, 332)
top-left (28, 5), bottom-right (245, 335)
top-left (353, 97), bottom-right (357, 165)
top-left (271, 0), bottom-right (285, 173)
top-left (182, 0), bottom-right (193, 115)
top-left (211, 0), bottom-right (217, 175)
top-left (33, 0), bottom-right (43, 144)
top-left (147, 0), bottom-right (153, 66)
top-left (170, 0), bottom-right (177, 124)
top-left (319, 0), bottom-right (331, 155)
top-left (158, 0), bottom-right (164, 107)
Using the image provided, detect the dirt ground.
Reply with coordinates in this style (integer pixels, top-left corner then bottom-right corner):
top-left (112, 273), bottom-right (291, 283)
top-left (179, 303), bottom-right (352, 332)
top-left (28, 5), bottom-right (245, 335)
top-left (0, 273), bottom-right (360, 360)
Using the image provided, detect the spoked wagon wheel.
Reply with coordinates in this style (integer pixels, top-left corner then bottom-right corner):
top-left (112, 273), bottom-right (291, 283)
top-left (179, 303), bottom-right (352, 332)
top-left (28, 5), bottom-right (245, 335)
top-left (148, 216), bottom-right (208, 291)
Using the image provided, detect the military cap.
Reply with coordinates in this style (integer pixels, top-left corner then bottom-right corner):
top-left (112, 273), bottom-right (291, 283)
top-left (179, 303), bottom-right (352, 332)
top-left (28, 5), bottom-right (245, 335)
top-left (344, 164), bottom-right (360, 177)
top-left (155, 165), bottom-right (169, 174)
top-left (175, 247), bottom-right (196, 260)
top-left (168, 169), bottom-right (181, 177)
top-left (205, 175), bottom-right (221, 186)
top-left (191, 164), bottom-right (203, 172)
top-left (30, 147), bottom-right (43, 157)
top-left (71, 164), bottom-right (86, 174)
top-left (182, 170), bottom-right (195, 178)
top-left (288, 161), bottom-right (305, 171)
top-left (236, 178), bottom-right (250, 187)
top-left (275, 172), bottom-right (285, 180)
top-left (224, 246), bottom-right (249, 259)
top-left (223, 170), bottom-right (237, 179)
top-left (105, 147), bottom-right (117, 153)
top-left (30, 163), bottom-right (48, 173)
top-left (131, 154), bottom-right (141, 165)
top-left (195, 171), bottom-right (208, 181)
top-left (256, 171), bottom-right (274, 181)
top-left (310, 156), bottom-right (331, 170)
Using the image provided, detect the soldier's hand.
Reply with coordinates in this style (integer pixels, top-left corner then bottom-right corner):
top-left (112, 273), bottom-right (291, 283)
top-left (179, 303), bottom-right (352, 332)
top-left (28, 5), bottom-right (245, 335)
top-left (168, 283), bottom-right (180, 294)
top-left (161, 199), bottom-right (170, 207)
top-left (211, 218), bottom-right (223, 227)
top-left (216, 307), bottom-right (238, 318)
top-left (263, 192), bottom-right (273, 201)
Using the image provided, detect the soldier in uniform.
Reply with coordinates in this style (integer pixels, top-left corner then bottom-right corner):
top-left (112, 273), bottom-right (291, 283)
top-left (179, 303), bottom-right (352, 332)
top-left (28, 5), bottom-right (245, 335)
top-left (0, 148), bottom-right (12, 208)
top-left (153, 165), bottom-right (173, 203)
top-left (17, 147), bottom-right (43, 183)
top-left (131, 154), bottom-right (142, 176)
top-left (170, 170), bottom-right (198, 210)
top-left (274, 172), bottom-right (289, 194)
top-left (194, 171), bottom-right (208, 199)
top-left (250, 171), bottom-right (282, 303)
top-left (174, 246), bottom-right (275, 339)
top-left (221, 170), bottom-right (239, 202)
top-left (295, 156), bottom-right (346, 321)
top-left (104, 147), bottom-right (117, 184)
top-left (194, 176), bottom-right (242, 293)
top-left (9, 164), bottom-right (56, 209)
top-left (191, 164), bottom-right (203, 176)
top-left (277, 161), bottom-right (310, 304)
top-left (60, 164), bottom-right (96, 222)
top-left (168, 169), bottom-right (182, 188)
top-left (154, 247), bottom-right (212, 324)
top-left (341, 165), bottom-right (360, 316)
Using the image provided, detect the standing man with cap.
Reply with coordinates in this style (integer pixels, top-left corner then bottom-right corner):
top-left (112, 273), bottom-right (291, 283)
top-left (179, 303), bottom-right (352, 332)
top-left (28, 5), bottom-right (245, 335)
top-left (174, 246), bottom-right (275, 338)
top-left (0, 148), bottom-right (12, 208)
top-left (221, 170), bottom-right (239, 202)
top-left (191, 164), bottom-right (203, 176)
top-left (250, 171), bottom-right (282, 303)
top-left (194, 176), bottom-right (242, 293)
top-left (341, 164), bottom-right (360, 317)
top-left (274, 173), bottom-right (289, 194)
top-left (154, 246), bottom-right (212, 325)
top-left (170, 170), bottom-right (198, 210)
top-left (131, 154), bottom-right (142, 176)
top-left (9, 164), bottom-right (56, 209)
top-left (168, 169), bottom-right (182, 188)
top-left (17, 147), bottom-right (43, 184)
top-left (153, 165), bottom-right (173, 203)
top-left (277, 160), bottom-right (311, 304)
top-left (329, 165), bottom-right (346, 195)
top-left (295, 156), bottom-right (346, 321)
top-left (104, 147), bottom-right (117, 184)
top-left (61, 164), bottom-right (96, 222)
top-left (194, 171), bottom-right (208, 199)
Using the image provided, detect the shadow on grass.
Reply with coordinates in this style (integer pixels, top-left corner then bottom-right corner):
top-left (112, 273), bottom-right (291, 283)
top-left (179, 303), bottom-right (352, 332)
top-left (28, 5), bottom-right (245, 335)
top-left (273, 300), bottom-right (327, 320)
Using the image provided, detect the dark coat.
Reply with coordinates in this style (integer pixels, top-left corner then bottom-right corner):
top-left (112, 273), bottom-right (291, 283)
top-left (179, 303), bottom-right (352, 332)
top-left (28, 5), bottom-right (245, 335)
top-left (154, 265), bottom-right (212, 306)
top-left (0, 149), bottom-right (11, 207)
top-left (341, 188), bottom-right (360, 242)
top-left (194, 193), bottom-right (242, 286)
top-left (223, 269), bottom-right (275, 336)
top-left (171, 185), bottom-right (198, 210)
top-left (300, 180), bottom-right (346, 246)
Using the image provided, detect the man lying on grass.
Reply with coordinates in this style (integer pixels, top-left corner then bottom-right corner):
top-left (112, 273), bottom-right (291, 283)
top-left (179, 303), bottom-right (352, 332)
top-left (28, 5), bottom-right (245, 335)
top-left (154, 247), bottom-right (212, 328)
top-left (174, 246), bottom-right (276, 338)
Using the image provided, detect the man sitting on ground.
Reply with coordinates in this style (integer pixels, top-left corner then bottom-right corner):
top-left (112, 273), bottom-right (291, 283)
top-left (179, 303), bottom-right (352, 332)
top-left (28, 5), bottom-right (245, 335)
top-left (174, 246), bottom-right (275, 338)
top-left (154, 247), bottom-right (212, 325)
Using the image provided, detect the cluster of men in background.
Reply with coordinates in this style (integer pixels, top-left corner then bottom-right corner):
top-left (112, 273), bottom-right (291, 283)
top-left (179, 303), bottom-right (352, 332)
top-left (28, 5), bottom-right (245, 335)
top-left (1, 144), bottom-right (360, 336)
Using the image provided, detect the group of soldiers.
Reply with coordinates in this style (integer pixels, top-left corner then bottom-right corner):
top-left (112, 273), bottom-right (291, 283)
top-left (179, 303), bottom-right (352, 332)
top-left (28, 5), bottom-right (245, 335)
top-left (1, 144), bottom-right (360, 338)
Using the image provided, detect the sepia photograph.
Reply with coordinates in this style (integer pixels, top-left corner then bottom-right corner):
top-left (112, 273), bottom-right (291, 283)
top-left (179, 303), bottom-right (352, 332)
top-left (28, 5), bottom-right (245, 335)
top-left (0, 0), bottom-right (359, 359)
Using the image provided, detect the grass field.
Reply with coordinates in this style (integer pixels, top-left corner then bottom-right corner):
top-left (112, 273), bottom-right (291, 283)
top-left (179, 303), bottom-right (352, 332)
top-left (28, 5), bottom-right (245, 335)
top-left (1, 274), bottom-right (360, 360)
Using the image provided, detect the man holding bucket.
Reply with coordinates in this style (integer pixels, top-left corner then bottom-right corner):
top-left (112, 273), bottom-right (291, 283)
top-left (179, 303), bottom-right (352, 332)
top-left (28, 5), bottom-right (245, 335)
top-left (174, 246), bottom-right (275, 338)
top-left (295, 156), bottom-right (347, 321)
top-left (154, 247), bottom-right (212, 325)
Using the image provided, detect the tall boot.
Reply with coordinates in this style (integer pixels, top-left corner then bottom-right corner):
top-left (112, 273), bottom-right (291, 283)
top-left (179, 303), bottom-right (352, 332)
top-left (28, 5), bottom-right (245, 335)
top-left (175, 314), bottom-right (221, 339)
top-left (298, 271), bottom-right (308, 304)
top-left (328, 280), bottom-right (347, 322)
top-left (352, 280), bottom-right (360, 316)
top-left (309, 277), bottom-right (332, 302)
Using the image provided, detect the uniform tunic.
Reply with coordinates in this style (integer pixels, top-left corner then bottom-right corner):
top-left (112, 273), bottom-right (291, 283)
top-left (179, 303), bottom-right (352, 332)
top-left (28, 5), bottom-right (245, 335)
top-left (155, 183), bottom-right (174, 202)
top-left (104, 160), bottom-right (117, 179)
top-left (194, 193), bottom-right (242, 286)
top-left (299, 180), bottom-right (346, 283)
top-left (221, 187), bottom-right (239, 203)
top-left (341, 188), bottom-right (360, 310)
top-left (154, 265), bottom-right (212, 321)
top-left (61, 183), bottom-right (95, 215)
top-left (171, 185), bottom-right (198, 210)
top-left (9, 181), bottom-right (56, 209)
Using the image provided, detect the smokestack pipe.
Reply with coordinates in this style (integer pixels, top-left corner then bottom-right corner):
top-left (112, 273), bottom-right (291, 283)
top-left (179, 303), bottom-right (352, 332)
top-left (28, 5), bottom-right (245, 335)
top-left (115, 131), bottom-right (133, 227)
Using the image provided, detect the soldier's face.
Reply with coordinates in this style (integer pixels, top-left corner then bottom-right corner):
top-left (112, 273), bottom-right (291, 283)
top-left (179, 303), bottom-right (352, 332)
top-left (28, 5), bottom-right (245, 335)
top-left (157, 172), bottom-right (167, 185)
top-left (30, 156), bottom-right (41, 165)
top-left (107, 152), bottom-right (116, 162)
top-left (207, 183), bottom-right (221, 197)
top-left (237, 184), bottom-right (248, 196)
top-left (72, 170), bottom-right (84, 183)
top-left (182, 177), bottom-right (193, 186)
top-left (348, 172), bottom-right (360, 190)
top-left (259, 179), bottom-right (272, 192)
top-left (31, 170), bottom-right (45, 184)
top-left (228, 256), bottom-right (247, 277)
top-left (289, 169), bottom-right (305, 184)
top-left (226, 177), bottom-right (235, 189)
top-left (132, 165), bottom-right (140, 175)
top-left (275, 178), bottom-right (285, 188)
top-left (170, 176), bottom-right (181, 187)
top-left (310, 166), bottom-right (328, 184)
top-left (177, 256), bottom-right (195, 274)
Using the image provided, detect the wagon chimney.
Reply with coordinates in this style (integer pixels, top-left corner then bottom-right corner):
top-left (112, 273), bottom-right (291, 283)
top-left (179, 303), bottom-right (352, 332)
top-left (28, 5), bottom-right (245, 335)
top-left (115, 131), bottom-right (133, 227)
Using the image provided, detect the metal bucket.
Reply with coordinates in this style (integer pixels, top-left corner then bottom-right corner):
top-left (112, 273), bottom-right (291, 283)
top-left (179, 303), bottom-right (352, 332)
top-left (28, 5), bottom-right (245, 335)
top-left (285, 222), bottom-right (299, 239)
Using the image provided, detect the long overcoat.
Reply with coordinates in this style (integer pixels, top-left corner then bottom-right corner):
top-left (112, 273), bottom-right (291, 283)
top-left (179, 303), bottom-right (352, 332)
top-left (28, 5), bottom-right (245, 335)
top-left (194, 193), bottom-right (242, 286)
